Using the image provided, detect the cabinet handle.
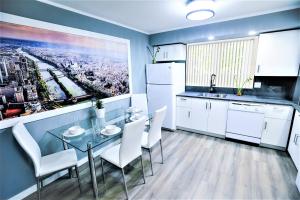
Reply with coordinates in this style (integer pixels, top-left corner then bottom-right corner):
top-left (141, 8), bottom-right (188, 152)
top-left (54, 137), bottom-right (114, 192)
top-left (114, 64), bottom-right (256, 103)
top-left (294, 134), bottom-right (299, 145)
top-left (188, 111), bottom-right (191, 118)
top-left (181, 98), bottom-right (187, 101)
top-left (210, 102), bottom-right (212, 110)
top-left (264, 121), bottom-right (267, 130)
top-left (206, 102), bottom-right (208, 110)
top-left (295, 134), bottom-right (300, 145)
top-left (257, 65), bottom-right (260, 73)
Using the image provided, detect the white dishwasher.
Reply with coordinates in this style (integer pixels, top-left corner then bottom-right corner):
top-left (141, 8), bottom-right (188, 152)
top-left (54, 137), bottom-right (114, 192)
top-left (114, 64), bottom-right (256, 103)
top-left (226, 102), bottom-right (265, 144)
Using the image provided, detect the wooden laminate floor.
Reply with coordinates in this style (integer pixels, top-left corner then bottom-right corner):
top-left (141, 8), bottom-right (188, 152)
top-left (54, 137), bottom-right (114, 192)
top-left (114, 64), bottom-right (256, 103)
top-left (25, 130), bottom-right (300, 200)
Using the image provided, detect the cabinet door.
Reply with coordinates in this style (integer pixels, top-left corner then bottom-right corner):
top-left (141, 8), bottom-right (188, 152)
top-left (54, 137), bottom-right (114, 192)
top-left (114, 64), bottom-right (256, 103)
top-left (261, 118), bottom-right (292, 148)
top-left (155, 44), bottom-right (186, 62)
top-left (256, 30), bottom-right (300, 76)
top-left (288, 111), bottom-right (300, 170)
top-left (167, 44), bottom-right (186, 61)
top-left (154, 46), bottom-right (168, 62)
top-left (207, 100), bottom-right (228, 136)
top-left (176, 107), bottom-right (191, 128)
top-left (190, 98), bottom-right (209, 131)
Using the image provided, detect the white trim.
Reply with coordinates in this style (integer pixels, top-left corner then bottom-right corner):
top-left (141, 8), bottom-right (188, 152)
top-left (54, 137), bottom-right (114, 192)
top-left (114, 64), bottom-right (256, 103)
top-left (0, 13), bottom-right (133, 129)
top-left (187, 36), bottom-right (258, 45)
top-left (36, 0), bottom-right (148, 34)
top-left (8, 139), bottom-right (119, 200)
top-left (149, 5), bottom-right (300, 34)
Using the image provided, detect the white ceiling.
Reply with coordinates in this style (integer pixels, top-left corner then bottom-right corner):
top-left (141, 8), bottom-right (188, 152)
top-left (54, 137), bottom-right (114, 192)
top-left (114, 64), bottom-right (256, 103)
top-left (40, 0), bottom-right (300, 34)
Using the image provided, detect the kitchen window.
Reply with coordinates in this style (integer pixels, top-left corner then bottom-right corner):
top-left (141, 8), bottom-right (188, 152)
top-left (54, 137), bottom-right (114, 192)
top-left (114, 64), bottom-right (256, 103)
top-left (186, 37), bottom-right (258, 88)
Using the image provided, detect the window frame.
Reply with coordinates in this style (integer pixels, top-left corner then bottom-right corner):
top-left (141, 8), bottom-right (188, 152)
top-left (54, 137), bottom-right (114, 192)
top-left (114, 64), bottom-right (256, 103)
top-left (186, 36), bottom-right (259, 89)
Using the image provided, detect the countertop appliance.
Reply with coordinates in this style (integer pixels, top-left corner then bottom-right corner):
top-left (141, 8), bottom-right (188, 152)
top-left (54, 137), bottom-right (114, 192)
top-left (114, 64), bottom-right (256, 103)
top-left (226, 102), bottom-right (265, 144)
top-left (146, 63), bottom-right (185, 130)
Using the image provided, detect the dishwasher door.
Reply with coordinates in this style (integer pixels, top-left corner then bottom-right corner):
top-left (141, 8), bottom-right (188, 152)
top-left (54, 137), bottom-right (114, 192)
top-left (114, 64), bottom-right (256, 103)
top-left (226, 110), bottom-right (265, 140)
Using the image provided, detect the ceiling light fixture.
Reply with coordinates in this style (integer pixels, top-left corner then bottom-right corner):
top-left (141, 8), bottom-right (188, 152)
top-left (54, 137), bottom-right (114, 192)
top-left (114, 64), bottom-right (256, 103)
top-left (208, 35), bottom-right (215, 40)
top-left (186, 0), bottom-right (216, 21)
top-left (248, 30), bottom-right (257, 35)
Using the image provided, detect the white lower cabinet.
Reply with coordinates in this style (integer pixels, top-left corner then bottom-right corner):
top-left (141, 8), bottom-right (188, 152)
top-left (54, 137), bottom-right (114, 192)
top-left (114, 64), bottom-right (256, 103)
top-left (176, 97), bottom-right (228, 136)
top-left (207, 100), bottom-right (228, 136)
top-left (261, 105), bottom-right (293, 148)
top-left (261, 118), bottom-right (292, 148)
top-left (176, 106), bottom-right (191, 128)
top-left (288, 111), bottom-right (300, 170)
top-left (176, 96), bottom-right (294, 149)
top-left (190, 98), bottom-right (208, 131)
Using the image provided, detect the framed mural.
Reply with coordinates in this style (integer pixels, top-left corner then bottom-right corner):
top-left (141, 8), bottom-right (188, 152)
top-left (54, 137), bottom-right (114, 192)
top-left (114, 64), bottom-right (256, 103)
top-left (0, 12), bottom-right (132, 121)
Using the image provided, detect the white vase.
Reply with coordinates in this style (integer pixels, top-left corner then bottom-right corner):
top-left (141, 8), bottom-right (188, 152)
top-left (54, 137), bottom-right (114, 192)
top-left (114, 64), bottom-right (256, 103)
top-left (96, 108), bottom-right (105, 118)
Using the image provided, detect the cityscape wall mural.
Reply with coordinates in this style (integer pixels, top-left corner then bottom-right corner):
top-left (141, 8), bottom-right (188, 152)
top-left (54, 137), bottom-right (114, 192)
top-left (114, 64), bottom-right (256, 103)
top-left (0, 16), bottom-right (131, 120)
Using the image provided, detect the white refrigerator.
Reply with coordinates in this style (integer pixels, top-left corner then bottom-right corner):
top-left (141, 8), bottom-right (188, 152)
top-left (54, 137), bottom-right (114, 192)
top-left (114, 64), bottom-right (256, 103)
top-left (146, 63), bottom-right (185, 130)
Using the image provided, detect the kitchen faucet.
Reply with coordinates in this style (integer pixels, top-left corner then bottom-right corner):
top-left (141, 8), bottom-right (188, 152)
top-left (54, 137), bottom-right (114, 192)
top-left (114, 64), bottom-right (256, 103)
top-left (209, 74), bottom-right (216, 93)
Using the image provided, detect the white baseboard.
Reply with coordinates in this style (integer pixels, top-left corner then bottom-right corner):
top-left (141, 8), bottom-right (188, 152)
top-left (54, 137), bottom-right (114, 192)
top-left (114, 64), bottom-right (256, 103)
top-left (8, 140), bottom-right (119, 200)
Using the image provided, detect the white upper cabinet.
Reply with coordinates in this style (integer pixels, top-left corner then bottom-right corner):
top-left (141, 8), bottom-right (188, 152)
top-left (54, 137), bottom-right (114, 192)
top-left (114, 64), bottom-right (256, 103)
top-left (255, 29), bottom-right (300, 76)
top-left (154, 44), bottom-right (186, 62)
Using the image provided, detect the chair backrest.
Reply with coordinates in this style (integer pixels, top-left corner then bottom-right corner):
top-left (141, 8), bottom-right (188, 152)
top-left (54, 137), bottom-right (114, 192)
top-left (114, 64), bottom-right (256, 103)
top-left (119, 117), bottom-right (146, 167)
top-left (12, 122), bottom-right (41, 177)
top-left (131, 94), bottom-right (148, 116)
top-left (148, 106), bottom-right (167, 147)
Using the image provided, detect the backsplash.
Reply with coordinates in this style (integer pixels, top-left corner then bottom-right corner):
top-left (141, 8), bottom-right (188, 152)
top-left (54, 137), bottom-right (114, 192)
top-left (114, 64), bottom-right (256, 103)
top-left (186, 76), bottom-right (298, 100)
top-left (293, 76), bottom-right (300, 104)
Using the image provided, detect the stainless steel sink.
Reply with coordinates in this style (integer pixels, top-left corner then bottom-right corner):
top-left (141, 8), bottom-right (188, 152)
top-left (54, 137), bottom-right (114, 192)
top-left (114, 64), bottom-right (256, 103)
top-left (197, 93), bottom-right (227, 98)
top-left (213, 93), bottom-right (227, 98)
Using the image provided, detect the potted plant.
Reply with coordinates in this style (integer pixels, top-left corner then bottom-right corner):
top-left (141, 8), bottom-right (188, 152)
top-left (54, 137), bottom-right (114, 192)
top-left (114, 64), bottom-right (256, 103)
top-left (147, 46), bottom-right (160, 64)
top-left (95, 99), bottom-right (105, 118)
top-left (234, 76), bottom-right (253, 96)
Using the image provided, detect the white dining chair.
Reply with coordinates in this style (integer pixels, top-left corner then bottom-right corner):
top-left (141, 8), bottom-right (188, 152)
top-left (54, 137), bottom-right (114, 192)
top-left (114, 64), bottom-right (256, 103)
top-left (100, 117), bottom-right (147, 199)
top-left (141, 106), bottom-right (167, 175)
top-left (131, 93), bottom-right (149, 116)
top-left (131, 93), bottom-right (150, 126)
top-left (12, 122), bottom-right (81, 200)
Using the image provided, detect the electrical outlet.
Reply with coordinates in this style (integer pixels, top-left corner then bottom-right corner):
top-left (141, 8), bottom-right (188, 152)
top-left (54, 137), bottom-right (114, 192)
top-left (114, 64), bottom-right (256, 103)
top-left (254, 82), bottom-right (262, 88)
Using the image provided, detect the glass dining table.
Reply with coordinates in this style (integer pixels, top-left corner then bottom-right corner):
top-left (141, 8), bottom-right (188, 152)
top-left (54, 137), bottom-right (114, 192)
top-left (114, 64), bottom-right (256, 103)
top-left (47, 108), bottom-right (152, 198)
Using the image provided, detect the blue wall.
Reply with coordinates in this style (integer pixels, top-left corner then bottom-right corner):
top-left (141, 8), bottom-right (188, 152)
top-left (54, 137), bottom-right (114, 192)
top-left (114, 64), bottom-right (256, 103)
top-left (0, 0), bottom-right (149, 199)
top-left (149, 9), bottom-right (300, 100)
top-left (1, 0), bottom-right (150, 94)
top-left (150, 9), bottom-right (300, 45)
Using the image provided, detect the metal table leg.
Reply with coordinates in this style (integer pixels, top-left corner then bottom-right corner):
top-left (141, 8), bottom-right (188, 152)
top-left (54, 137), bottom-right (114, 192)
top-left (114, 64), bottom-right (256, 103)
top-left (87, 143), bottom-right (98, 198)
top-left (63, 138), bottom-right (72, 178)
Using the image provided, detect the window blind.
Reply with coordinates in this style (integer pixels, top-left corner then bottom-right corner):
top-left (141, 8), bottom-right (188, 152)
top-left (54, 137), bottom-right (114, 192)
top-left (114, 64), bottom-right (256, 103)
top-left (186, 37), bottom-right (258, 88)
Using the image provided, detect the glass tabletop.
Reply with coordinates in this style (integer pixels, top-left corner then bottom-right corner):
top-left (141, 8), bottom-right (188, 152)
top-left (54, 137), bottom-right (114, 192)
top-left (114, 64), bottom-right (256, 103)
top-left (47, 108), bottom-right (152, 152)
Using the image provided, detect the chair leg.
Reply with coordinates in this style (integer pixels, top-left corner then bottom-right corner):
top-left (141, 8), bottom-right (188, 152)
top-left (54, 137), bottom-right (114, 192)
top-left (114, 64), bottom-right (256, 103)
top-left (36, 177), bottom-right (41, 200)
top-left (75, 165), bottom-right (82, 193)
top-left (121, 168), bottom-right (129, 199)
top-left (140, 156), bottom-right (146, 184)
top-left (67, 167), bottom-right (72, 179)
top-left (160, 139), bottom-right (164, 164)
top-left (100, 158), bottom-right (106, 189)
top-left (149, 149), bottom-right (154, 176)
